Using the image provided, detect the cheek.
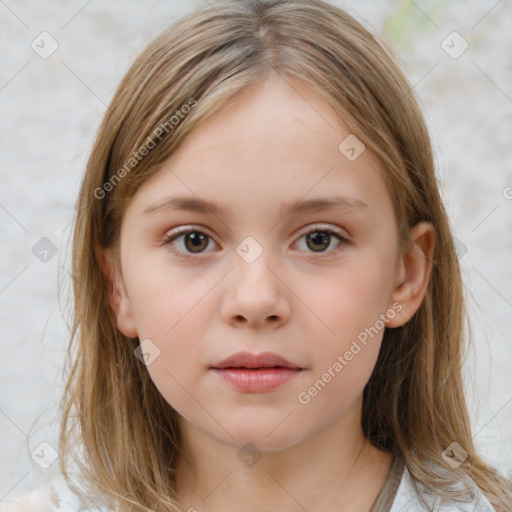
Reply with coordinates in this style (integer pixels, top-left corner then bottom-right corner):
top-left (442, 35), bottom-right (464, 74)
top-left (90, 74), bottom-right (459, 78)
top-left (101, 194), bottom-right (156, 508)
top-left (125, 254), bottom-right (209, 338)
top-left (126, 268), bottom-right (214, 384)
top-left (136, 294), bottom-right (210, 422)
top-left (298, 251), bottom-right (393, 393)
top-left (306, 252), bottom-right (394, 339)
top-left (296, 321), bottom-right (384, 426)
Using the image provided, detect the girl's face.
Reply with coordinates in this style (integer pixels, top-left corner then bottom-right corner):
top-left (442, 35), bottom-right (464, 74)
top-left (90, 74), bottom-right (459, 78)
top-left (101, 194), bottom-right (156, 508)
top-left (112, 76), bottom-right (410, 451)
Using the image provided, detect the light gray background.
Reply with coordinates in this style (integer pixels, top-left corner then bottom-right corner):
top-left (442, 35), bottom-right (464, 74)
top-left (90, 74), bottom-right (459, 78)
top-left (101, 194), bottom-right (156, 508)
top-left (1, 0), bottom-right (511, 504)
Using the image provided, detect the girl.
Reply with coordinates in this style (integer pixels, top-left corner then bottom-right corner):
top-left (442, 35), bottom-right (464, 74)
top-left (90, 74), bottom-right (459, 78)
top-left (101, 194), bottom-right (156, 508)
top-left (15, 0), bottom-right (512, 511)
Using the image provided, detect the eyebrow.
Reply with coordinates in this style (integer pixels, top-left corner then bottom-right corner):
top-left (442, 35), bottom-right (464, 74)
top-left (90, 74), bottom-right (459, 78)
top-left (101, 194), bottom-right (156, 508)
top-left (143, 194), bottom-right (370, 217)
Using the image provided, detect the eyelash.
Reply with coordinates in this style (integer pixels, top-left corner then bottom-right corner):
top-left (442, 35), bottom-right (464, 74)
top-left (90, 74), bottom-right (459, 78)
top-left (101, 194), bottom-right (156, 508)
top-left (162, 224), bottom-right (349, 258)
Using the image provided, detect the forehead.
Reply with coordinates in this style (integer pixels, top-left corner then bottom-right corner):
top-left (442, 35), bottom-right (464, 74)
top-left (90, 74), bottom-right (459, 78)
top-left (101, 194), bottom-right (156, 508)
top-left (125, 76), bottom-right (392, 224)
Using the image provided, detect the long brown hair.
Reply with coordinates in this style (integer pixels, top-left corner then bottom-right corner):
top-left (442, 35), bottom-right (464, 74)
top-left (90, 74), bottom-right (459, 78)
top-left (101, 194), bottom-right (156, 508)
top-left (58, 1), bottom-right (512, 510)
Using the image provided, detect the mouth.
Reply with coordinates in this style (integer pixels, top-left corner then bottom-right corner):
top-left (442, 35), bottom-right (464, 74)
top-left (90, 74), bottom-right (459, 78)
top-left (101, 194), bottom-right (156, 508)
top-left (210, 352), bottom-right (304, 392)
top-left (216, 366), bottom-right (297, 370)
top-left (211, 351), bottom-right (303, 370)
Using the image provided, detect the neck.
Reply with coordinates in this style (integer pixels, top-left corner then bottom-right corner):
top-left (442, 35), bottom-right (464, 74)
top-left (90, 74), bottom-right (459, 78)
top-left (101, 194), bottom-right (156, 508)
top-left (173, 401), bottom-right (392, 512)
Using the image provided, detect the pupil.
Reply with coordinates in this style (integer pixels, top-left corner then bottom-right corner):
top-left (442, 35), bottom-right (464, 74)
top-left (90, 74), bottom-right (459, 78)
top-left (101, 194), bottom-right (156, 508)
top-left (183, 232), bottom-right (331, 253)
top-left (307, 232), bottom-right (329, 251)
top-left (186, 233), bottom-right (207, 252)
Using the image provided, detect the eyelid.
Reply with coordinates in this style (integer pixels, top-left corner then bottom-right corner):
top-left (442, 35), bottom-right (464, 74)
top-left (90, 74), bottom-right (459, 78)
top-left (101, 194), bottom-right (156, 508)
top-left (164, 223), bottom-right (349, 240)
top-left (163, 224), bottom-right (217, 245)
top-left (162, 223), bottom-right (350, 257)
top-left (297, 223), bottom-right (349, 239)
top-left (164, 224), bottom-right (212, 238)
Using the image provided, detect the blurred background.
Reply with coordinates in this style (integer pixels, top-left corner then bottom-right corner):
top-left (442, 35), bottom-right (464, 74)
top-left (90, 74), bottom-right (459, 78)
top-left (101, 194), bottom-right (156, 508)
top-left (1, 0), bottom-right (511, 504)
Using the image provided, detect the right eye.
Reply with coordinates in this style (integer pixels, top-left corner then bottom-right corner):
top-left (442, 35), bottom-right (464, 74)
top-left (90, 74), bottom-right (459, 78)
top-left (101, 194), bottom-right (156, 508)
top-left (163, 227), bottom-right (218, 257)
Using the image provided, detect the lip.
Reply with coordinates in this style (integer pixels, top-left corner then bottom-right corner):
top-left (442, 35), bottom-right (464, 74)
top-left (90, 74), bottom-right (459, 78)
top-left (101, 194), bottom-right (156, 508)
top-left (211, 351), bottom-right (301, 370)
top-left (211, 368), bottom-right (302, 392)
top-left (210, 351), bottom-right (304, 393)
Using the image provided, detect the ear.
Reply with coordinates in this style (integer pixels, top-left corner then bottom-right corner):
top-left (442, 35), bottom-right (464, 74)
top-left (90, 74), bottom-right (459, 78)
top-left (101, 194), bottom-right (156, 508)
top-left (94, 244), bottom-right (138, 338)
top-left (386, 222), bottom-right (435, 328)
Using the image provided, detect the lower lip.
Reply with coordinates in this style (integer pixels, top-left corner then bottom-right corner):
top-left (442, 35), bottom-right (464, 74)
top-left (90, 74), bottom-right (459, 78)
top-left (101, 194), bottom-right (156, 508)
top-left (211, 367), bottom-right (302, 392)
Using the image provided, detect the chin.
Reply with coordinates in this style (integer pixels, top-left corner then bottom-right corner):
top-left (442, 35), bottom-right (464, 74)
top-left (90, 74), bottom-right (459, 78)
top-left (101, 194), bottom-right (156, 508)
top-left (215, 413), bottom-right (307, 453)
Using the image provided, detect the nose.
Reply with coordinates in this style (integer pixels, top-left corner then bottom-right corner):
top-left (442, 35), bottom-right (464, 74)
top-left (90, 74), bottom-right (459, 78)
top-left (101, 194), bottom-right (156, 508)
top-left (220, 254), bottom-right (291, 329)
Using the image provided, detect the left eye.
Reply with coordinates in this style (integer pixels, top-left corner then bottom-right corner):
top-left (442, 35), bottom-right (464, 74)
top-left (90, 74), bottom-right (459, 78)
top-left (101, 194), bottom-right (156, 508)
top-left (295, 227), bottom-right (348, 254)
top-left (163, 225), bottom-right (348, 256)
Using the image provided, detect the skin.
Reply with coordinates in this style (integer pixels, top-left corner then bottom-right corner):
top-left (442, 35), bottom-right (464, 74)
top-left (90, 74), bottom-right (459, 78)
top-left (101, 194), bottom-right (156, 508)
top-left (99, 75), bottom-right (435, 511)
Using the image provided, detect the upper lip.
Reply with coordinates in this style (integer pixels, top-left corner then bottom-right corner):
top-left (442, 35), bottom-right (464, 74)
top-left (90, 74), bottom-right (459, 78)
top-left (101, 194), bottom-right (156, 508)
top-left (211, 351), bottom-right (302, 369)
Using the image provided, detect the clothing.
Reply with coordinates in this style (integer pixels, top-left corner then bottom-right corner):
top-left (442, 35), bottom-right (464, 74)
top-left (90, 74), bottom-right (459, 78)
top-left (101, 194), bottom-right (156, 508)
top-left (0, 481), bottom-right (90, 511)
top-left (372, 453), bottom-right (497, 512)
top-left (0, 459), bottom-right (497, 512)
top-left (371, 452), bottom-right (405, 511)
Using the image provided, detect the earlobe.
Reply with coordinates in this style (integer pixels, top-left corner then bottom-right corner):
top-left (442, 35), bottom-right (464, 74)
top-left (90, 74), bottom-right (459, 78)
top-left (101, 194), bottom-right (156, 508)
top-left (386, 222), bottom-right (435, 328)
top-left (94, 244), bottom-right (138, 338)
